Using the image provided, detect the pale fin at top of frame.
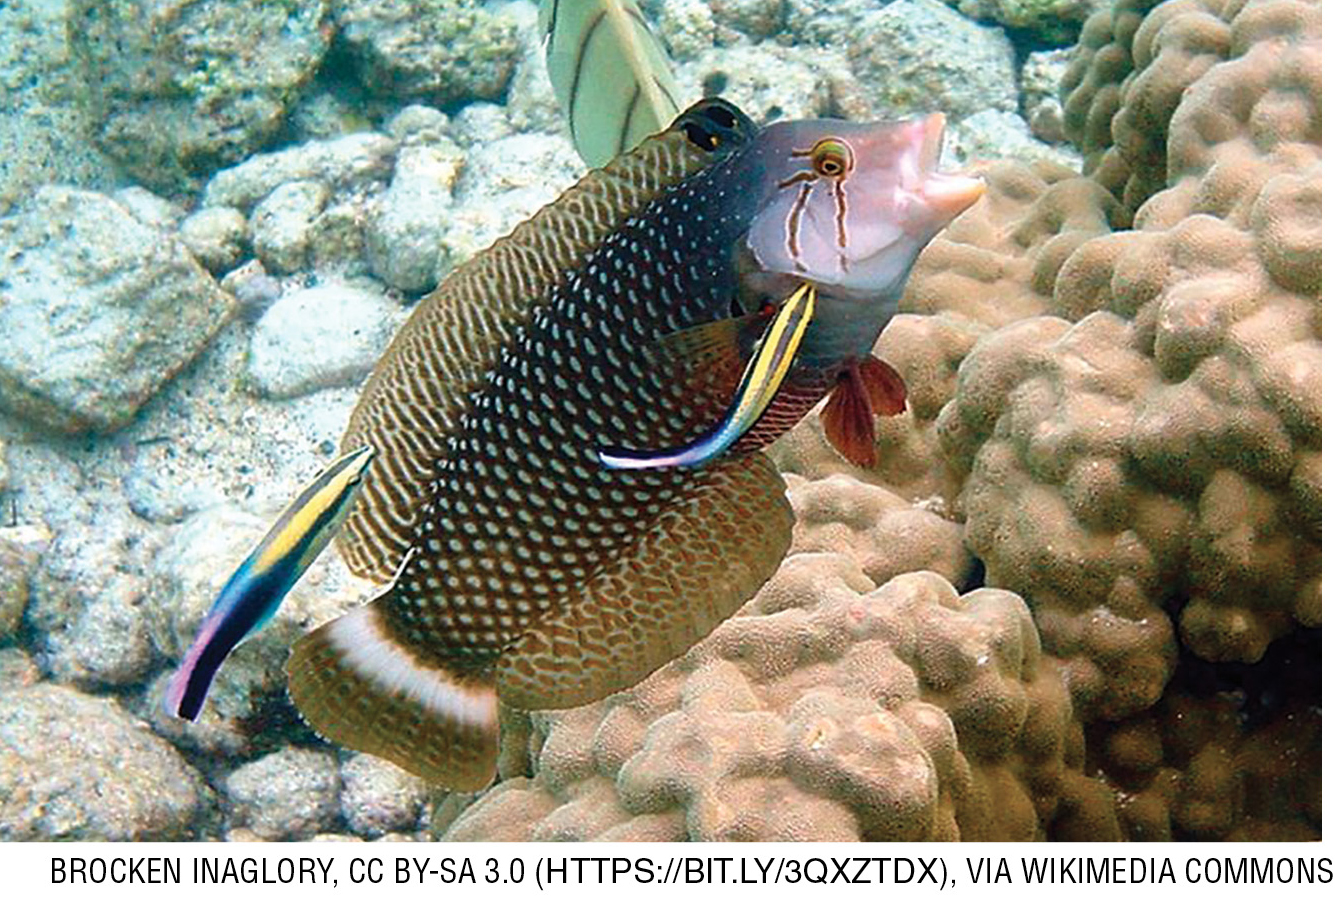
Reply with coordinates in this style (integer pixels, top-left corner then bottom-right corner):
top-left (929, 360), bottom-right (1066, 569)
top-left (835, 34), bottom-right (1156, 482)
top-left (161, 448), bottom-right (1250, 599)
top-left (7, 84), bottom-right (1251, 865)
top-left (540, 0), bottom-right (684, 168)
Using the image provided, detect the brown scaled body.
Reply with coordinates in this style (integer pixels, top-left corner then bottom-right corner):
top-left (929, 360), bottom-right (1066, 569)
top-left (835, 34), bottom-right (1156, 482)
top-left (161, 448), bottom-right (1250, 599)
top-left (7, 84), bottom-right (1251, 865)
top-left (288, 104), bottom-right (794, 789)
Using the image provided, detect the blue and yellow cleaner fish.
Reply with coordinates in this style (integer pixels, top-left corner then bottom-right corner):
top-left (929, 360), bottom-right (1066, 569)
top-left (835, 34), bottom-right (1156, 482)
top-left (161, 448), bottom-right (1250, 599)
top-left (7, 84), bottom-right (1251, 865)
top-left (287, 100), bottom-right (985, 788)
top-left (165, 445), bottom-right (375, 721)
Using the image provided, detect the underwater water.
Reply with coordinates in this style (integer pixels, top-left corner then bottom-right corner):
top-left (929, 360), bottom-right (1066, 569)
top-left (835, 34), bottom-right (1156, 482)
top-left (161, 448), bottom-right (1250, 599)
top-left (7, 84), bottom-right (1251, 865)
top-left (0, 0), bottom-right (1320, 842)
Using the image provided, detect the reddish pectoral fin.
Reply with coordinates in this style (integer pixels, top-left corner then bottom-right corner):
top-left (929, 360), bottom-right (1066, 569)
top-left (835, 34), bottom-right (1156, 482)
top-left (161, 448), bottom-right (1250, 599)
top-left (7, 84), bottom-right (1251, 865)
top-left (821, 372), bottom-right (877, 467)
top-left (858, 355), bottom-right (908, 417)
top-left (820, 358), bottom-right (907, 468)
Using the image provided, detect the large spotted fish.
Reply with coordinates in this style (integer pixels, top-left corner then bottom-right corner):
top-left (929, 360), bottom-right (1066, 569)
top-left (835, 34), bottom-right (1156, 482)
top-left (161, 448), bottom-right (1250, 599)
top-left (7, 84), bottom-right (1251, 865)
top-left (286, 100), bottom-right (984, 788)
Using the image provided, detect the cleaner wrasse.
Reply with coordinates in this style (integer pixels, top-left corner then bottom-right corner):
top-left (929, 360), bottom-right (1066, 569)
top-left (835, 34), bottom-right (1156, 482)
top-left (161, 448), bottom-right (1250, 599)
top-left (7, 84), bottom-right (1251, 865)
top-left (165, 445), bottom-right (375, 721)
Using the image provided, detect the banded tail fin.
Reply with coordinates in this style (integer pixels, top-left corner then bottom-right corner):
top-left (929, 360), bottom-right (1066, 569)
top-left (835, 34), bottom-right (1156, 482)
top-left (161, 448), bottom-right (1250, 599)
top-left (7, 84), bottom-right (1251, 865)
top-left (497, 452), bottom-right (792, 709)
top-left (286, 603), bottom-right (498, 789)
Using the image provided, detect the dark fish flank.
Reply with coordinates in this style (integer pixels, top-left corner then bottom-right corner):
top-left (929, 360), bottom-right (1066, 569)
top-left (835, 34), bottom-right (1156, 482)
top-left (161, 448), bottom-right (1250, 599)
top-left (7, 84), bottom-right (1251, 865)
top-left (337, 121), bottom-right (741, 587)
top-left (383, 140), bottom-right (771, 672)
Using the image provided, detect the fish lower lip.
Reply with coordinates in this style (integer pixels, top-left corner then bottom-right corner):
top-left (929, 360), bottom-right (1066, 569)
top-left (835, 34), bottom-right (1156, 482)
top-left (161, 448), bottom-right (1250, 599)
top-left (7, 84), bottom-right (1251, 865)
top-left (922, 173), bottom-right (987, 215)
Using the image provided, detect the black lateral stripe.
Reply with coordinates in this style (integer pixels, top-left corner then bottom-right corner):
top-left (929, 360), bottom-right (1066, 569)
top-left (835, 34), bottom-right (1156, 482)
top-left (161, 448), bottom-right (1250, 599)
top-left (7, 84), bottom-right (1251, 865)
top-left (654, 75), bottom-right (680, 112)
top-left (569, 9), bottom-right (608, 122)
top-left (545, 0), bottom-right (561, 39)
top-left (618, 84), bottom-right (641, 154)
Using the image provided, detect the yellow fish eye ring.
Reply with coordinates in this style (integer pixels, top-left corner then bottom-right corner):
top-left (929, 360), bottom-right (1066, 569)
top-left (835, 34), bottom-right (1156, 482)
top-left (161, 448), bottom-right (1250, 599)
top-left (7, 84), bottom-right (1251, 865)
top-left (811, 138), bottom-right (852, 178)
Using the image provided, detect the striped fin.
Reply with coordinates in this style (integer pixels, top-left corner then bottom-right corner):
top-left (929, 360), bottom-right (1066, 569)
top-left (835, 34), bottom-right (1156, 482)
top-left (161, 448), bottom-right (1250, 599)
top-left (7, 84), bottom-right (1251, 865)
top-left (819, 356), bottom-right (907, 468)
top-left (599, 283), bottom-right (817, 469)
top-left (286, 602), bottom-right (499, 790)
top-left (164, 446), bottom-right (375, 721)
top-left (496, 452), bottom-right (792, 709)
top-left (540, 0), bottom-right (683, 168)
top-left (339, 116), bottom-right (734, 585)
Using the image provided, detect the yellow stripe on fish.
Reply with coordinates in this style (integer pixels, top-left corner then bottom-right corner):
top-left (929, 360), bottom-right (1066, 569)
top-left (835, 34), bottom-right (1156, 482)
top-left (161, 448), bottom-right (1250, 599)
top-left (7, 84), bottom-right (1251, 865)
top-left (598, 282), bottom-right (817, 469)
top-left (164, 445), bottom-right (375, 722)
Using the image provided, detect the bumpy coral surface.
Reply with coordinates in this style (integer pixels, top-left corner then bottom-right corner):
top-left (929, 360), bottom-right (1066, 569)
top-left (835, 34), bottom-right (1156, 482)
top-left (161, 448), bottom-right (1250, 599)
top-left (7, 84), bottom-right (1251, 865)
top-left (1087, 628), bottom-right (1320, 840)
top-left (909, 3), bottom-right (1322, 848)
top-left (444, 555), bottom-right (1116, 842)
top-left (764, 0), bottom-right (1319, 841)
top-left (1062, 0), bottom-right (1319, 214)
top-left (785, 474), bottom-right (969, 587)
top-left (770, 159), bottom-right (1127, 505)
top-left (942, 0), bottom-right (1319, 724)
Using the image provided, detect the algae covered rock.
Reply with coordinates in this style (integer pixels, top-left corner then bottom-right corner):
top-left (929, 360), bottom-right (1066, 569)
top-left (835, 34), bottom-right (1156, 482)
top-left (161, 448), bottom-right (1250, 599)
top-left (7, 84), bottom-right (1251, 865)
top-left (0, 684), bottom-right (208, 840)
top-left (225, 746), bottom-right (341, 840)
top-left (0, 536), bottom-right (37, 642)
top-left (334, 0), bottom-right (520, 107)
top-left (948, 0), bottom-right (1102, 42)
top-left (0, 186), bottom-right (236, 433)
top-left (848, 0), bottom-right (1019, 119)
top-left (0, 0), bottom-right (123, 213)
top-left (70, 0), bottom-right (333, 194)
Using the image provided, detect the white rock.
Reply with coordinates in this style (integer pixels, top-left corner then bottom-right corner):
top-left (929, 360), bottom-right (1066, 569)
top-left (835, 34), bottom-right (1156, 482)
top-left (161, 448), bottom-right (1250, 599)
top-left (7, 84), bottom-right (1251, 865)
top-left (340, 754), bottom-right (429, 837)
top-left (226, 747), bottom-right (341, 840)
top-left (0, 185), bottom-right (236, 433)
top-left (386, 105), bottom-right (452, 146)
top-left (659, 0), bottom-right (716, 60)
top-left (848, 0), bottom-right (1019, 119)
top-left (221, 259), bottom-right (283, 320)
top-left (247, 281), bottom-right (399, 398)
top-left (203, 133), bottom-right (397, 211)
top-left (678, 42), bottom-right (849, 124)
top-left (0, 684), bottom-right (207, 840)
top-left (180, 207), bottom-right (248, 274)
top-left (442, 132), bottom-right (583, 269)
top-left (944, 109), bottom-right (1081, 171)
top-left (250, 180), bottom-right (329, 275)
top-left (368, 142), bottom-right (466, 292)
top-left (112, 186), bottom-right (184, 229)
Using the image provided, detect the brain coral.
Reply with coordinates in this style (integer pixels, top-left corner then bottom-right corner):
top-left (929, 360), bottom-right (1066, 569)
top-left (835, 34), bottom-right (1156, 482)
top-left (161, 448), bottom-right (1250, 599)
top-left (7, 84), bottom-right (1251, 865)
top-left (1061, 0), bottom-right (1319, 214)
top-left (939, 0), bottom-right (1319, 726)
top-left (442, 555), bottom-right (1118, 842)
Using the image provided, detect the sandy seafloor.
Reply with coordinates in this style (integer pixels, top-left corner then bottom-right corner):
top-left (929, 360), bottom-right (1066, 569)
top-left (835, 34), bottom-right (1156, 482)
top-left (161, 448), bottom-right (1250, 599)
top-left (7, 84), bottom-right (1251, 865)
top-left (0, 0), bottom-right (1321, 842)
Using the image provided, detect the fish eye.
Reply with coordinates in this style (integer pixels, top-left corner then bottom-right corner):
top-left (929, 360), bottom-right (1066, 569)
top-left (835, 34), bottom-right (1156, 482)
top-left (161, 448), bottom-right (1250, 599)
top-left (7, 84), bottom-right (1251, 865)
top-left (811, 138), bottom-right (851, 178)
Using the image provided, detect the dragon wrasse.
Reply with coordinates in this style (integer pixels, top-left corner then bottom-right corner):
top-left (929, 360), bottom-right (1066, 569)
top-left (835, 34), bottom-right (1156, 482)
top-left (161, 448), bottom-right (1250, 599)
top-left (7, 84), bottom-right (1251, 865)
top-left (287, 100), bottom-right (984, 789)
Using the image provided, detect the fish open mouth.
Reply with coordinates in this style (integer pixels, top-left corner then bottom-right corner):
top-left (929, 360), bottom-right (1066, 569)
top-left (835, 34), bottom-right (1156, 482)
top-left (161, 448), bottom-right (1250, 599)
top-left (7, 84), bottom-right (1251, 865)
top-left (917, 112), bottom-right (985, 216)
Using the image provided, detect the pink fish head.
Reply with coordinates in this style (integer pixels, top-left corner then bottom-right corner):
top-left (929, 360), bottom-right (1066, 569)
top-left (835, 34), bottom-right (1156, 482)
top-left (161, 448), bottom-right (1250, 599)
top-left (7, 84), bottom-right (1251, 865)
top-left (743, 112), bottom-right (984, 301)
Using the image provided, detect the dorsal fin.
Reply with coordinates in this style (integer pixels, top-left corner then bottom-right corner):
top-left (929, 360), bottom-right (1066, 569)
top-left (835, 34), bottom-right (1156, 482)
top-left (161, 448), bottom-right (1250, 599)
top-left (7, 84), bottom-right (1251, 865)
top-left (339, 105), bottom-right (753, 583)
